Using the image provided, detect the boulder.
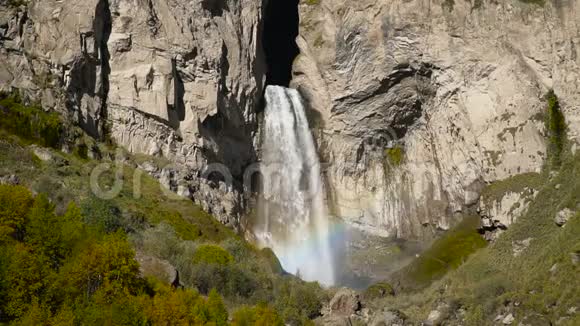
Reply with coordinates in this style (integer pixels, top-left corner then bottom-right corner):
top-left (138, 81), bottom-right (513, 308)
top-left (31, 145), bottom-right (53, 162)
top-left (0, 174), bottom-right (20, 185)
top-left (502, 313), bottom-right (514, 325)
top-left (512, 238), bottom-right (533, 257)
top-left (554, 208), bottom-right (575, 227)
top-left (425, 309), bottom-right (442, 326)
top-left (135, 252), bottom-right (179, 287)
top-left (329, 288), bottom-right (361, 316)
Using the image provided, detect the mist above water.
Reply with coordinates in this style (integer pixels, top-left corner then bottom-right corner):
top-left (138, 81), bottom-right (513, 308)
top-left (254, 85), bottom-right (335, 286)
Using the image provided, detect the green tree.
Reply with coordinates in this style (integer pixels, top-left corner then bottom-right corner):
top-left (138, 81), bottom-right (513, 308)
top-left (67, 231), bottom-right (142, 298)
top-left (49, 305), bottom-right (76, 326)
top-left (207, 288), bottom-right (228, 326)
top-left (9, 300), bottom-right (51, 326)
top-left (25, 194), bottom-right (64, 267)
top-left (274, 278), bottom-right (323, 322)
top-left (2, 244), bottom-right (51, 318)
top-left (143, 284), bottom-right (204, 325)
top-left (60, 202), bottom-right (85, 256)
top-left (232, 303), bottom-right (284, 326)
top-left (0, 184), bottom-right (34, 240)
top-left (78, 283), bottom-right (146, 326)
top-left (0, 244), bottom-right (9, 316)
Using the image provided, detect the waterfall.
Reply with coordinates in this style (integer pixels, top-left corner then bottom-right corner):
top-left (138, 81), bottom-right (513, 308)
top-left (255, 85), bottom-right (335, 285)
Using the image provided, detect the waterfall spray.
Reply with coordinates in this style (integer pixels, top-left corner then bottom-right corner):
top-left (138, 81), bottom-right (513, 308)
top-left (255, 85), bottom-right (335, 285)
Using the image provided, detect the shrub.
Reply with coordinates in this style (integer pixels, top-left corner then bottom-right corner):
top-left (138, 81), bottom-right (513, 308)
top-left (78, 284), bottom-right (147, 326)
top-left (186, 263), bottom-right (229, 295)
top-left (442, 0), bottom-right (455, 12)
top-left (60, 202), bottom-right (85, 256)
top-left (193, 244), bottom-right (233, 266)
top-left (232, 303), bottom-right (284, 326)
top-left (207, 288), bottom-right (228, 326)
top-left (464, 305), bottom-right (485, 326)
top-left (363, 282), bottom-right (395, 300)
top-left (143, 285), bottom-right (204, 324)
top-left (0, 94), bottom-right (63, 148)
top-left (384, 146), bottom-right (404, 168)
top-left (303, 0), bottom-right (320, 5)
top-left (274, 278), bottom-right (324, 321)
top-left (224, 265), bottom-right (259, 298)
top-left (518, 0), bottom-right (545, 5)
top-left (80, 196), bottom-right (123, 233)
top-left (7, 0), bottom-right (27, 8)
top-left (184, 260), bottom-right (264, 299)
top-left (545, 90), bottom-right (567, 167)
top-left (134, 222), bottom-right (185, 261)
top-left (73, 142), bottom-right (89, 160)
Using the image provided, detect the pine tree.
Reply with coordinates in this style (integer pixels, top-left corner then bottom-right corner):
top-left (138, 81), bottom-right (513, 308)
top-left (25, 194), bottom-right (64, 268)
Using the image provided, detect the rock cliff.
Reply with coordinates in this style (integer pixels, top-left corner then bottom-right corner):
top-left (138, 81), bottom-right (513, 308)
top-left (294, 0), bottom-right (580, 238)
top-left (2, 0), bottom-right (580, 239)
top-left (0, 0), bottom-right (265, 226)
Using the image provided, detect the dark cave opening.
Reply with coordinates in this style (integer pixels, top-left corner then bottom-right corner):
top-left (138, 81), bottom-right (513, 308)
top-left (263, 0), bottom-right (300, 87)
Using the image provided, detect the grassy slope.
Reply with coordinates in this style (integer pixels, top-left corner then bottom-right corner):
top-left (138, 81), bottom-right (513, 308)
top-left (371, 151), bottom-right (580, 325)
top-left (0, 135), bottom-right (232, 242)
top-left (398, 215), bottom-right (487, 287)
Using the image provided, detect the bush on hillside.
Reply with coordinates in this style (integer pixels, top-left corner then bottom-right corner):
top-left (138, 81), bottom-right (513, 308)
top-left (193, 244), bottom-right (234, 265)
top-left (80, 196), bottom-right (123, 233)
top-left (232, 303), bottom-right (284, 326)
top-left (0, 94), bottom-right (62, 148)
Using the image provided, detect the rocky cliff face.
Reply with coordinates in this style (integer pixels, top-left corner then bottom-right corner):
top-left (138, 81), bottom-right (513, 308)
top-left (2, 0), bottom-right (580, 240)
top-left (294, 0), bottom-right (580, 238)
top-left (0, 0), bottom-right (265, 226)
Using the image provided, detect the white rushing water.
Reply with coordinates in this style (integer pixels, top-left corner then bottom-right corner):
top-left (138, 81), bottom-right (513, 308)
top-left (255, 85), bottom-right (335, 285)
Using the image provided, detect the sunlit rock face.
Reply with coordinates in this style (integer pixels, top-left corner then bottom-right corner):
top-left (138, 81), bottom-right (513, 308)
top-left (255, 85), bottom-right (335, 285)
top-left (293, 0), bottom-right (580, 238)
top-left (2, 0), bottom-right (580, 242)
top-left (0, 0), bottom-right (266, 226)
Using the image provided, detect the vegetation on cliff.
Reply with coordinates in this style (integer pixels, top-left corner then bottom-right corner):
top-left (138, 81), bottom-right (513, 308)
top-left (0, 93), bottom-right (62, 149)
top-left (545, 90), bottom-right (567, 168)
